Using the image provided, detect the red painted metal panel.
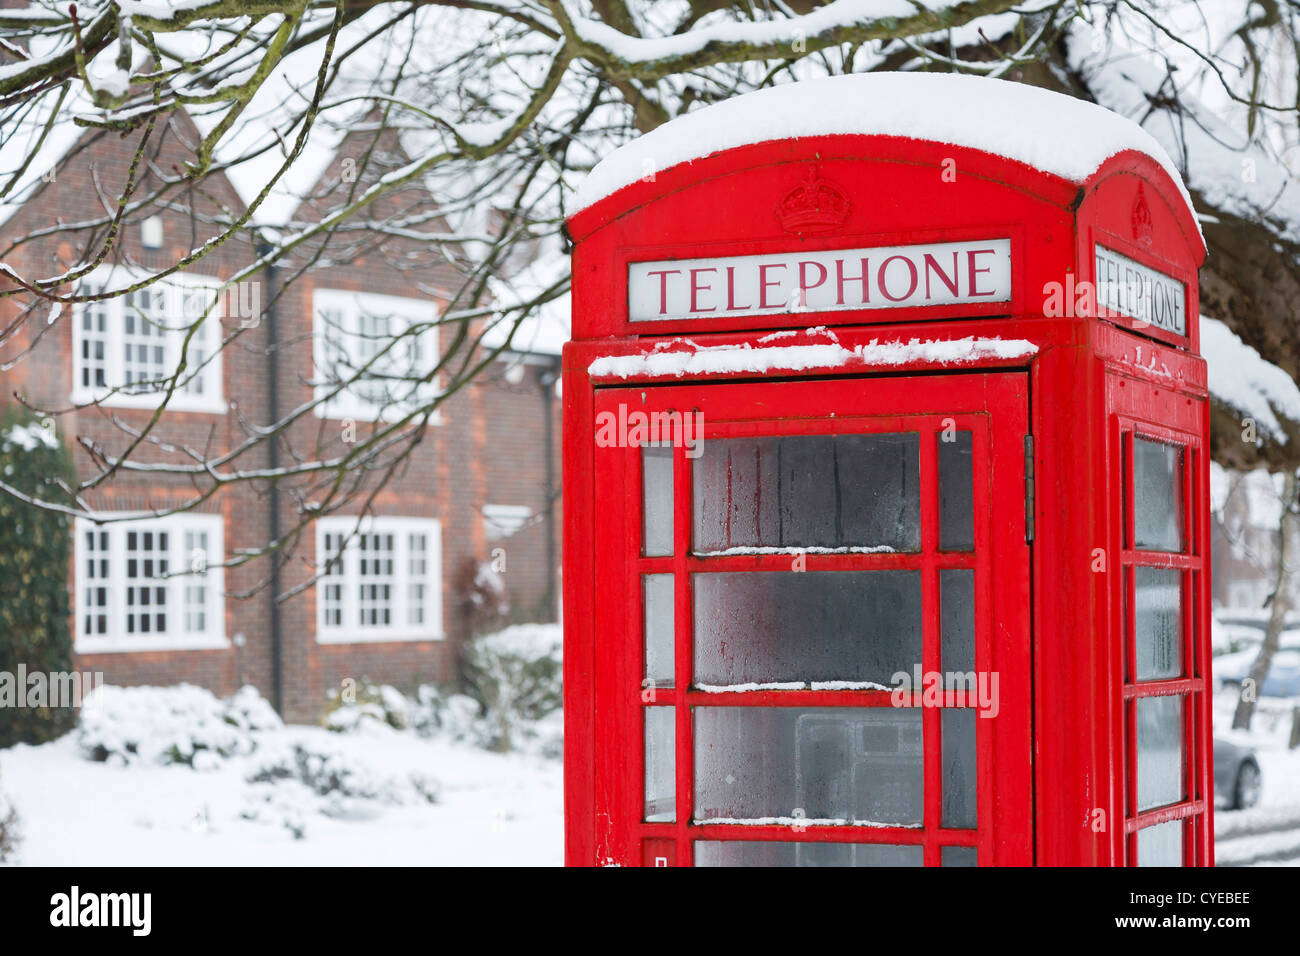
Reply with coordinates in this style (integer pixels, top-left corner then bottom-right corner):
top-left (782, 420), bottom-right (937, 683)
top-left (560, 352), bottom-right (596, 866)
top-left (642, 838), bottom-right (676, 868)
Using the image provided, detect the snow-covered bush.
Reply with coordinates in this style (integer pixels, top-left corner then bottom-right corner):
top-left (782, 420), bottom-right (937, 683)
top-left (408, 685), bottom-right (492, 745)
top-left (77, 684), bottom-right (282, 768)
top-left (462, 623), bottom-right (562, 754)
top-left (240, 729), bottom-right (442, 837)
top-left (223, 685), bottom-right (283, 734)
top-left (322, 679), bottom-right (411, 733)
top-left (249, 741), bottom-right (439, 803)
top-left (239, 781), bottom-right (312, 840)
top-left (315, 624), bottom-right (563, 756)
top-left (324, 679), bottom-right (496, 746)
top-left (0, 770), bottom-right (19, 863)
top-left (521, 709), bottom-right (565, 761)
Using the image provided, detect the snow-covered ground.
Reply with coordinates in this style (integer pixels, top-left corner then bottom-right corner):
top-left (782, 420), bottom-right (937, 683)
top-left (0, 723), bottom-right (562, 866)
top-left (1, 678), bottom-right (1296, 867)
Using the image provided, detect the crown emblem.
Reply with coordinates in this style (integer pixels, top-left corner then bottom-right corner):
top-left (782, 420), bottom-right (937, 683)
top-left (777, 166), bottom-right (850, 235)
top-left (1132, 183), bottom-right (1153, 246)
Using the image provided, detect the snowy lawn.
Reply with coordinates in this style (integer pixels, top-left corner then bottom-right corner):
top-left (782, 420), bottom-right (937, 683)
top-left (0, 724), bottom-right (562, 866)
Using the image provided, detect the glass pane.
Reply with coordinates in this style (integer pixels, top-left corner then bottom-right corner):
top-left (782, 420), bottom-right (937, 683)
top-left (644, 707), bottom-right (676, 822)
top-left (942, 846), bottom-right (978, 867)
top-left (693, 571), bottom-right (921, 687)
top-left (642, 445), bottom-right (674, 557)
top-left (846, 843), bottom-right (923, 867)
top-left (643, 574), bottom-right (674, 687)
top-left (938, 430), bottom-right (974, 550)
top-left (1136, 696), bottom-right (1184, 812)
top-left (1137, 820), bottom-right (1184, 867)
top-left (942, 708), bottom-right (978, 828)
top-left (941, 569), bottom-right (975, 675)
top-left (694, 707), bottom-right (923, 825)
top-left (692, 433), bottom-right (920, 553)
top-left (1135, 567), bottom-right (1181, 680)
top-left (1133, 438), bottom-right (1183, 552)
top-left (694, 841), bottom-right (922, 867)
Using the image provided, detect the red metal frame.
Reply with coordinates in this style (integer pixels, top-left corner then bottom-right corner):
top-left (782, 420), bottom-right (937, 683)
top-left (564, 128), bottom-right (1208, 866)
top-left (1110, 402), bottom-right (1213, 866)
top-left (588, 375), bottom-right (1030, 866)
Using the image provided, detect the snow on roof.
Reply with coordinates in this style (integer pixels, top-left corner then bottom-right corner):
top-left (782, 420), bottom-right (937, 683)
top-left (206, 104), bottom-right (344, 228)
top-left (199, 10), bottom-right (380, 228)
top-left (1201, 315), bottom-right (1300, 444)
top-left (573, 72), bottom-right (1195, 216)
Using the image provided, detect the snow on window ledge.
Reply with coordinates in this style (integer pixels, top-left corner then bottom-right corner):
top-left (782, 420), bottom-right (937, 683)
top-left (587, 332), bottom-right (1038, 379)
top-left (695, 680), bottom-right (894, 693)
top-left (74, 634), bottom-right (232, 655)
top-left (69, 388), bottom-right (228, 416)
top-left (310, 389), bottom-right (444, 426)
top-left (696, 816), bottom-right (923, 829)
top-left (315, 628), bottom-right (447, 646)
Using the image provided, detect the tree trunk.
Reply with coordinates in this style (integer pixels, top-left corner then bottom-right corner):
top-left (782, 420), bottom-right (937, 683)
top-left (1233, 471), bottom-right (1298, 729)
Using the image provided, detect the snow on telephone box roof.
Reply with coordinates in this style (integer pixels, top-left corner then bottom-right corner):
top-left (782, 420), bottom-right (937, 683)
top-left (573, 72), bottom-right (1198, 224)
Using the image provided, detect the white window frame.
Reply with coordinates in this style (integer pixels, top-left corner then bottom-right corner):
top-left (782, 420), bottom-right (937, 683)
top-left (312, 288), bottom-right (441, 423)
top-left (315, 515), bottom-right (443, 643)
top-left (70, 266), bottom-right (226, 413)
top-left (73, 513), bottom-right (227, 653)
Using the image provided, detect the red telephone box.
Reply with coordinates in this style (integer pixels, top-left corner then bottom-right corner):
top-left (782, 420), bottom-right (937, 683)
top-left (561, 74), bottom-right (1210, 866)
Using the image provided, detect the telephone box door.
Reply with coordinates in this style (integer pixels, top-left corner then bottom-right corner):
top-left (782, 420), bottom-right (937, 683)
top-left (591, 372), bottom-right (1032, 866)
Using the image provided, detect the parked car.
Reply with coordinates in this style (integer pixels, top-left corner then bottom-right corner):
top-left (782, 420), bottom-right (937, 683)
top-left (1214, 610), bottom-right (1300, 629)
top-left (1214, 738), bottom-right (1263, 810)
top-left (1214, 648), bottom-right (1300, 697)
top-left (1212, 611), bottom-right (1300, 655)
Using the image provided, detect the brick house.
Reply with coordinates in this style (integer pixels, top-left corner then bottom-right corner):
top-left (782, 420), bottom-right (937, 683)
top-left (1210, 468), bottom-right (1296, 613)
top-left (0, 109), bottom-right (563, 722)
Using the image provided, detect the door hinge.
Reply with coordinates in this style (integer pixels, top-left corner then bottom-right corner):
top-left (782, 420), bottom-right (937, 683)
top-left (1024, 434), bottom-right (1035, 544)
